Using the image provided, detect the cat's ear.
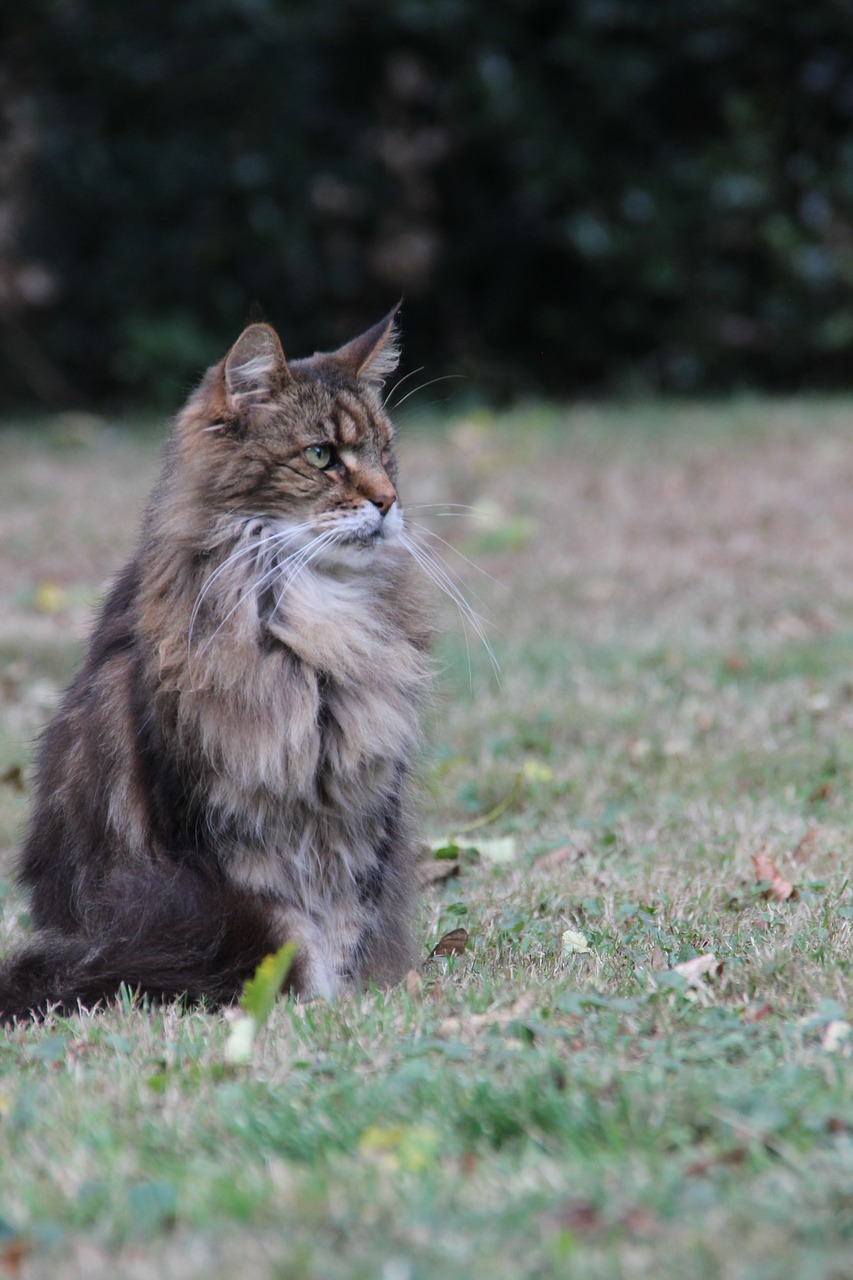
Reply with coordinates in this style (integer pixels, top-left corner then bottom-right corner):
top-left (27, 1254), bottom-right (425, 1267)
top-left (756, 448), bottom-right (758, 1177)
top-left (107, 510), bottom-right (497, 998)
top-left (224, 323), bottom-right (290, 408)
top-left (328, 305), bottom-right (402, 386)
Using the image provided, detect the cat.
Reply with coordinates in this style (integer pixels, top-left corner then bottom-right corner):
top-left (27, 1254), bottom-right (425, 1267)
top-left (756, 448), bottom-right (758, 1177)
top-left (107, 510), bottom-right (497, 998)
top-left (0, 307), bottom-right (436, 1022)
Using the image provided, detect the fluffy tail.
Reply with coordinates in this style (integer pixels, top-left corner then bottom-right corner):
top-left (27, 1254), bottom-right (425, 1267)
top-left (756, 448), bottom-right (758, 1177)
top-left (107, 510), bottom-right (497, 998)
top-left (0, 885), bottom-right (292, 1025)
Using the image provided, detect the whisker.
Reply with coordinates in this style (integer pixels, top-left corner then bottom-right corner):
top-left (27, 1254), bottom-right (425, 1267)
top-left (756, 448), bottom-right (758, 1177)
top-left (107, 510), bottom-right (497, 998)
top-left (187, 523), bottom-right (313, 662)
top-left (191, 547), bottom-right (305, 673)
top-left (274, 528), bottom-right (340, 598)
top-left (187, 522), bottom-right (325, 675)
top-left (404, 525), bottom-right (500, 622)
top-left (398, 531), bottom-right (501, 684)
top-left (403, 534), bottom-right (499, 685)
top-left (391, 374), bottom-right (466, 411)
top-left (384, 365), bottom-right (425, 407)
top-left (405, 503), bottom-right (484, 514)
top-left (406, 520), bottom-right (506, 591)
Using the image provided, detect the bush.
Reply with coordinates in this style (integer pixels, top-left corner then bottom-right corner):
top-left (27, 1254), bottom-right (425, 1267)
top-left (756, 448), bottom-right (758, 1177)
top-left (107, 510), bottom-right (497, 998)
top-left (4, 0), bottom-right (853, 406)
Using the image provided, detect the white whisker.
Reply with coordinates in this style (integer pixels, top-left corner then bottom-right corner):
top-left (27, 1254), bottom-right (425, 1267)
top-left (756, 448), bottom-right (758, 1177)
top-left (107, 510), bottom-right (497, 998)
top-left (384, 365), bottom-right (425, 407)
top-left (392, 374), bottom-right (466, 410)
top-left (398, 530), bottom-right (501, 685)
top-left (405, 503), bottom-right (484, 517)
top-left (406, 520), bottom-right (506, 591)
top-left (187, 520), bottom-right (331, 678)
top-left (187, 523), bottom-right (313, 664)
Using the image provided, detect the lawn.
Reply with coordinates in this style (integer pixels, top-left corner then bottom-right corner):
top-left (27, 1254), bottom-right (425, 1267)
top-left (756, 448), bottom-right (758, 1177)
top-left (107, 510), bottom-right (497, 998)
top-left (1, 398), bottom-right (853, 1279)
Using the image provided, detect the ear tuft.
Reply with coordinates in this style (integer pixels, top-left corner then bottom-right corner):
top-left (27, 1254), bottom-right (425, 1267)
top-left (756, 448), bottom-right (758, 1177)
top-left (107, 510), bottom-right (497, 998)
top-left (330, 305), bottom-right (402, 386)
top-left (224, 323), bottom-right (289, 406)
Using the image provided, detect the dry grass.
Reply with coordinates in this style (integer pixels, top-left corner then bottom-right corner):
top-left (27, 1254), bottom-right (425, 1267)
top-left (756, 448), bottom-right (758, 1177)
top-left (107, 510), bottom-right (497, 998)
top-left (2, 398), bottom-right (853, 1279)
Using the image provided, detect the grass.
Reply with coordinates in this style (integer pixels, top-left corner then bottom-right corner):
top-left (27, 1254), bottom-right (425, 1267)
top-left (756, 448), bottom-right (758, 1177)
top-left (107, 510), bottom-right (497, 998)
top-left (2, 398), bottom-right (853, 1278)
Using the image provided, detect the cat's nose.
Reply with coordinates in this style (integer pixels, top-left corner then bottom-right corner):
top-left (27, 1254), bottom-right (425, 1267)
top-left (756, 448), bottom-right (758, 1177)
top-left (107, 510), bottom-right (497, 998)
top-left (369, 486), bottom-right (396, 517)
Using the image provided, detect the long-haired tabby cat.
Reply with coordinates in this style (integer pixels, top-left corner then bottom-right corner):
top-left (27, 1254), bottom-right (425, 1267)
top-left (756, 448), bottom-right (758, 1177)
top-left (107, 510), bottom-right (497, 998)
top-left (0, 307), bottom-right (436, 1022)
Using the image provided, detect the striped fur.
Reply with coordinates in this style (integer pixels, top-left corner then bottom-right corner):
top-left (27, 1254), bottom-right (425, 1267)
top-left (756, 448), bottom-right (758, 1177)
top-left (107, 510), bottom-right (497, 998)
top-left (0, 308), bottom-right (434, 1022)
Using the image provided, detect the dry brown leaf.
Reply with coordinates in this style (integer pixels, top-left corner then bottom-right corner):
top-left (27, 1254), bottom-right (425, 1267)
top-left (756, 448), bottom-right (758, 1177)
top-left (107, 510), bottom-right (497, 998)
top-left (0, 1237), bottom-right (30, 1278)
top-left (428, 927), bottom-right (468, 959)
top-left (620, 1208), bottom-right (659, 1238)
top-left (439, 990), bottom-right (537, 1036)
top-left (533, 845), bottom-right (581, 871)
top-left (686, 1146), bottom-right (747, 1177)
top-left (791, 827), bottom-right (818, 866)
top-left (405, 968), bottom-right (424, 999)
top-left (744, 1001), bottom-right (773, 1024)
top-left (553, 1200), bottom-right (602, 1236)
top-left (0, 764), bottom-right (25, 792)
top-left (752, 849), bottom-right (797, 901)
top-left (672, 952), bottom-right (721, 984)
top-left (417, 859), bottom-right (460, 887)
top-left (548, 1200), bottom-right (656, 1240)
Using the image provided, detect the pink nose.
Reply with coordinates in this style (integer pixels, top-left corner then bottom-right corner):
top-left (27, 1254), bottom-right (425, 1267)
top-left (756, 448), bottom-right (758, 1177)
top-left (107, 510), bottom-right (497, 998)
top-left (370, 487), bottom-right (396, 516)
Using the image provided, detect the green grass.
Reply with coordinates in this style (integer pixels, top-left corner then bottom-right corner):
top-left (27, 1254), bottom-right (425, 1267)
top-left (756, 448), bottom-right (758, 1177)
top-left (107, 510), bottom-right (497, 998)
top-left (2, 399), bottom-right (853, 1278)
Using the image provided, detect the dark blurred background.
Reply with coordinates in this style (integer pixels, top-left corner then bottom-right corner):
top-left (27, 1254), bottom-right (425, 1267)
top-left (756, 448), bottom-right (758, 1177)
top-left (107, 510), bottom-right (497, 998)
top-left (3, 0), bottom-right (853, 410)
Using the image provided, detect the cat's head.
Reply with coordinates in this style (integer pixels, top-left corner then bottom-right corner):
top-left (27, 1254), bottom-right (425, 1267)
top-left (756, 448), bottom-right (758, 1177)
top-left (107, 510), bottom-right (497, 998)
top-left (176, 307), bottom-right (404, 555)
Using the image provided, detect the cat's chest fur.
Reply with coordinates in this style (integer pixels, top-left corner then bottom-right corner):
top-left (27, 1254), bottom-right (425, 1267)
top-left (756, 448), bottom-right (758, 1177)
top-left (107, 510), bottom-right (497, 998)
top-left (175, 559), bottom-right (426, 912)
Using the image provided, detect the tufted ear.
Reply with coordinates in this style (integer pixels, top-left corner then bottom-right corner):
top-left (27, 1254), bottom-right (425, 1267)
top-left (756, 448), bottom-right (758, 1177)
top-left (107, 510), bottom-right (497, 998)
top-left (326, 304), bottom-right (402, 386)
top-left (224, 323), bottom-right (290, 408)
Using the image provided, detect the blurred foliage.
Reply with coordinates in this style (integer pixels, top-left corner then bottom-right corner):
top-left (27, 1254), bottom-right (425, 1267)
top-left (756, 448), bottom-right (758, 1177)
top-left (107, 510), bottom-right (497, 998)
top-left (3, 0), bottom-right (853, 406)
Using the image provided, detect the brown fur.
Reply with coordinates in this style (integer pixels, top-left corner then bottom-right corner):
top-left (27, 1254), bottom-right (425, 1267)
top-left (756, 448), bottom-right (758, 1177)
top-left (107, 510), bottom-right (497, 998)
top-left (0, 307), bottom-right (434, 1022)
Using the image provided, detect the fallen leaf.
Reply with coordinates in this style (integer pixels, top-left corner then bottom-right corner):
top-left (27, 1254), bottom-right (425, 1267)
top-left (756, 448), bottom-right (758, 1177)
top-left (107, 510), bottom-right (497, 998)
top-left (752, 849), bottom-right (797, 901)
top-left (405, 968), bottom-right (423, 999)
top-left (553, 1200), bottom-right (602, 1236)
top-left (0, 1237), bottom-right (30, 1278)
top-left (417, 859), bottom-right (460, 886)
top-left (822, 1020), bottom-right (852, 1052)
top-left (627, 736), bottom-right (651, 763)
top-left (791, 827), bottom-right (818, 865)
top-left (33, 582), bottom-right (66, 614)
top-left (561, 929), bottom-right (592, 956)
top-left (475, 836), bottom-right (517, 863)
top-left (620, 1208), bottom-right (659, 1238)
top-left (439, 990), bottom-right (537, 1036)
top-left (772, 611), bottom-right (813, 639)
top-left (533, 845), bottom-right (582, 870)
top-left (222, 1016), bottom-right (256, 1067)
top-left (672, 952), bottom-right (721, 984)
top-left (429, 927), bottom-right (468, 959)
top-left (686, 1146), bottom-right (748, 1177)
top-left (358, 1124), bottom-right (439, 1172)
top-left (744, 1001), bottom-right (773, 1023)
top-left (0, 765), bottom-right (24, 792)
top-left (521, 760), bottom-right (554, 784)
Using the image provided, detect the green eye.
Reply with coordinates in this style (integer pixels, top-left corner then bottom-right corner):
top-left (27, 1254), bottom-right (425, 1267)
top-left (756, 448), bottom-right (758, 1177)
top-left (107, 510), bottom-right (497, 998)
top-left (305, 444), bottom-right (333, 469)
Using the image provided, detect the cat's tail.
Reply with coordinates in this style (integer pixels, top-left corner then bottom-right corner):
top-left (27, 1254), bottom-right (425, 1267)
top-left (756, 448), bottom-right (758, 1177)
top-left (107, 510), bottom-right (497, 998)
top-left (0, 889), bottom-right (293, 1025)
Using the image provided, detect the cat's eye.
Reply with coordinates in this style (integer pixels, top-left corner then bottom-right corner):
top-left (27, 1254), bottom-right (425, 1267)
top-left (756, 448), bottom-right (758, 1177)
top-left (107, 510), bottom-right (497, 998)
top-left (305, 444), bottom-right (334, 470)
